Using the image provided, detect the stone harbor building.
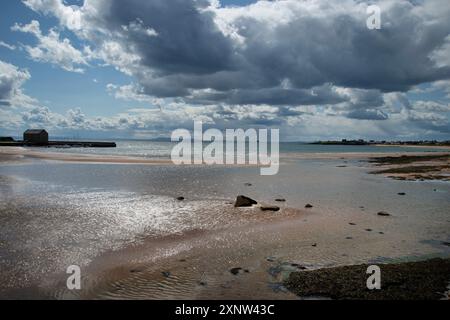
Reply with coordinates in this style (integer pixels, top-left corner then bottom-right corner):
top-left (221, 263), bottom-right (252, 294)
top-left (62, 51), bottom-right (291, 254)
top-left (23, 129), bottom-right (49, 144)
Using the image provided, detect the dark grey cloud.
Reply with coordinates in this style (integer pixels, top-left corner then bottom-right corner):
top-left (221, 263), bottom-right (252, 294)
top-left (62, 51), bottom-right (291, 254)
top-left (105, 0), bottom-right (449, 108)
top-left (17, 0), bottom-right (450, 134)
top-left (88, 0), bottom-right (235, 75)
top-left (347, 109), bottom-right (388, 120)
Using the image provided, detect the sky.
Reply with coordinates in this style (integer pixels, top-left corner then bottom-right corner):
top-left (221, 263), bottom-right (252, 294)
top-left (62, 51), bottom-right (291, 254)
top-left (0, 0), bottom-right (449, 141)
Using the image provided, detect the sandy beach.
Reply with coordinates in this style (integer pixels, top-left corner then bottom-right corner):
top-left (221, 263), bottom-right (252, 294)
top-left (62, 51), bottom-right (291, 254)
top-left (0, 147), bottom-right (172, 165)
top-left (1, 146), bottom-right (449, 299)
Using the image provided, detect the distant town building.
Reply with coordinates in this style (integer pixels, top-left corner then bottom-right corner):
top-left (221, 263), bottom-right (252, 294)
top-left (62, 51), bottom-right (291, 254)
top-left (23, 129), bottom-right (48, 144)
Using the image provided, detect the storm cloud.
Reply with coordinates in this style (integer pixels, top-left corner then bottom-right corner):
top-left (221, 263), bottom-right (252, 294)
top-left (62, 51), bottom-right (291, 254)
top-left (3, 0), bottom-right (448, 139)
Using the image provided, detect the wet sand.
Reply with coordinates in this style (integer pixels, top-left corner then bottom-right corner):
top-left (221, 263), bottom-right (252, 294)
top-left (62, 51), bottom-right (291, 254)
top-left (0, 147), bottom-right (171, 165)
top-left (2, 146), bottom-right (449, 164)
top-left (1, 147), bottom-right (449, 299)
top-left (48, 200), bottom-right (450, 300)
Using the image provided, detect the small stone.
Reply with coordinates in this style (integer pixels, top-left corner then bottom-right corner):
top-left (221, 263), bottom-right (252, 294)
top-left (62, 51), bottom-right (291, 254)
top-left (130, 269), bottom-right (142, 273)
top-left (290, 263), bottom-right (307, 270)
top-left (230, 267), bottom-right (242, 275)
top-left (305, 204), bottom-right (313, 208)
top-left (244, 183), bottom-right (252, 186)
top-left (162, 271), bottom-right (171, 278)
top-left (176, 196), bottom-right (185, 201)
top-left (397, 192), bottom-right (406, 196)
top-left (346, 236), bottom-right (353, 239)
top-left (312, 243), bottom-right (317, 247)
top-left (365, 229), bottom-right (372, 232)
top-left (442, 242), bottom-right (450, 247)
top-left (349, 222), bottom-right (356, 225)
top-left (261, 206), bottom-right (280, 212)
top-left (199, 281), bottom-right (207, 286)
top-left (379, 232), bottom-right (384, 234)
top-left (377, 211), bottom-right (391, 216)
top-left (234, 195), bottom-right (257, 207)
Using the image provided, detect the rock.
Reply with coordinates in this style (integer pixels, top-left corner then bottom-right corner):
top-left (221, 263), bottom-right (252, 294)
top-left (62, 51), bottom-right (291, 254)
top-left (379, 232), bottom-right (384, 234)
top-left (261, 206), bottom-right (280, 212)
top-left (275, 198), bottom-right (286, 202)
top-left (284, 258), bottom-right (450, 300)
top-left (130, 269), bottom-right (142, 273)
top-left (244, 183), bottom-right (253, 186)
top-left (397, 192), bottom-right (406, 196)
top-left (162, 271), bottom-right (171, 278)
top-left (349, 222), bottom-right (356, 225)
top-left (266, 257), bottom-right (276, 262)
top-left (442, 242), bottom-right (450, 247)
top-left (230, 267), bottom-right (242, 275)
top-left (234, 195), bottom-right (257, 207)
top-left (199, 281), bottom-right (207, 286)
top-left (290, 263), bottom-right (307, 270)
top-left (305, 204), bottom-right (313, 208)
top-left (377, 211), bottom-right (391, 216)
top-left (312, 243), bottom-right (317, 247)
top-left (365, 229), bottom-right (372, 232)
top-left (346, 236), bottom-right (353, 239)
top-left (176, 196), bottom-right (185, 201)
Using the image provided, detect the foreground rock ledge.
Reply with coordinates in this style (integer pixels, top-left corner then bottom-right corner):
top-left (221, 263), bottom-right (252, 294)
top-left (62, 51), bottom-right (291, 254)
top-left (284, 258), bottom-right (450, 300)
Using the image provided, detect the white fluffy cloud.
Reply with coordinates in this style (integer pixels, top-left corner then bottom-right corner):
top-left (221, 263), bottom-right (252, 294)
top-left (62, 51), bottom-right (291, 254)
top-left (12, 20), bottom-right (89, 73)
top-left (0, 60), bottom-right (36, 107)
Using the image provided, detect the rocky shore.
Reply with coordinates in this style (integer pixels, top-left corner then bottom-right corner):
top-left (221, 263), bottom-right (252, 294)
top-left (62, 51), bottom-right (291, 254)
top-left (285, 258), bottom-right (450, 300)
top-left (369, 154), bottom-right (450, 181)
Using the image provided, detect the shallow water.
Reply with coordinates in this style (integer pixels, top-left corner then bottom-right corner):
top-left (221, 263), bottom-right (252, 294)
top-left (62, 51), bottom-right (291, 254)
top-left (31, 140), bottom-right (447, 158)
top-left (0, 152), bottom-right (449, 299)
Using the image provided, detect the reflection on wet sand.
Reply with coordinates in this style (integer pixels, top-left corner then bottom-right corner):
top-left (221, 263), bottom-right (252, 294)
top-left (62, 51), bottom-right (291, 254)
top-left (0, 148), bottom-right (449, 299)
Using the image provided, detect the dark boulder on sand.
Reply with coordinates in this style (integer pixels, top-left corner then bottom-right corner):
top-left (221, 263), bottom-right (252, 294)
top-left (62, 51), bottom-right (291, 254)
top-left (397, 192), bottom-right (406, 196)
top-left (275, 198), bottom-right (286, 202)
top-left (305, 204), bottom-right (313, 208)
top-left (234, 195), bottom-right (257, 207)
top-left (377, 211), bottom-right (391, 216)
top-left (176, 196), bottom-right (185, 201)
top-left (261, 206), bottom-right (280, 212)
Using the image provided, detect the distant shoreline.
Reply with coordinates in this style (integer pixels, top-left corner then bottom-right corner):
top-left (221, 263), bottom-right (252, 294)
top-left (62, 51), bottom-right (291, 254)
top-left (374, 144), bottom-right (450, 149)
top-left (2, 146), bottom-right (450, 165)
